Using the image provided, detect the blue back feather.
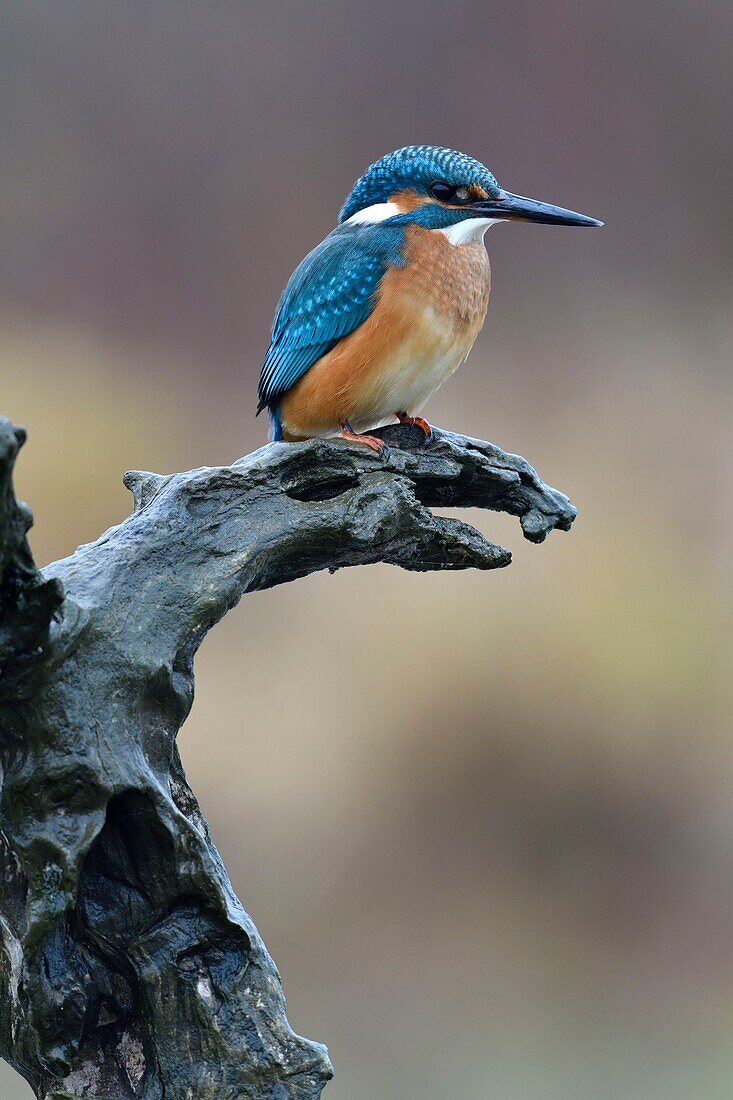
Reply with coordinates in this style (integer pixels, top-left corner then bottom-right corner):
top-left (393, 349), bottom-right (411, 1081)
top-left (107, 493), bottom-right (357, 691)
top-left (257, 222), bottom-right (406, 415)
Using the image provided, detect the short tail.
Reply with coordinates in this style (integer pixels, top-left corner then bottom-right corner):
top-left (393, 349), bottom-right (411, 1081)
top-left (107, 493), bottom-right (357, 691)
top-left (267, 405), bottom-right (283, 442)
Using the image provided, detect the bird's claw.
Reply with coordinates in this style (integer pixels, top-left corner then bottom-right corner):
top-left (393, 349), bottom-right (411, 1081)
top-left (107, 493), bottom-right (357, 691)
top-left (339, 425), bottom-right (390, 457)
top-left (396, 413), bottom-right (433, 444)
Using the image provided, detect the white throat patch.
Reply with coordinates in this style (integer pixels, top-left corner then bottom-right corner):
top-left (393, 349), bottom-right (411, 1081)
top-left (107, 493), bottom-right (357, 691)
top-left (344, 205), bottom-right (500, 243)
top-left (438, 217), bottom-right (499, 245)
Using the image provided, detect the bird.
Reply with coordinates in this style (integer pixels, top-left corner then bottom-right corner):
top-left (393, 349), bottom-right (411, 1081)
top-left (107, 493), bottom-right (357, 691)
top-left (257, 145), bottom-right (602, 453)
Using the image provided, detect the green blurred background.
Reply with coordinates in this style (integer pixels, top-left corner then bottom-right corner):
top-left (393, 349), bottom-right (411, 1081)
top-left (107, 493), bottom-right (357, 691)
top-left (2, 2), bottom-right (732, 1096)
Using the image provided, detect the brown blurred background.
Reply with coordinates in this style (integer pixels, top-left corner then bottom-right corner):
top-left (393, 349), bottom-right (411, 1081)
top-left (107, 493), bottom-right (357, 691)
top-left (2, 2), bottom-right (732, 1096)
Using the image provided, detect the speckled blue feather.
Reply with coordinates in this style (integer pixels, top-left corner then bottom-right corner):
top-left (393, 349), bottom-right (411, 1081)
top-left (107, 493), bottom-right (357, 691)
top-left (257, 222), bottom-right (406, 419)
top-left (339, 145), bottom-right (500, 223)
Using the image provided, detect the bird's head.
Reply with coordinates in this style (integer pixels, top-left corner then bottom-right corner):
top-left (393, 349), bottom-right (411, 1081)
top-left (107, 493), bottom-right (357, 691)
top-left (339, 145), bottom-right (602, 236)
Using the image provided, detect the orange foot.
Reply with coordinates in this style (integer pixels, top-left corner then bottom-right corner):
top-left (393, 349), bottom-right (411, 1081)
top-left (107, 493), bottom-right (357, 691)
top-left (396, 412), bottom-right (433, 443)
top-left (339, 422), bottom-right (389, 455)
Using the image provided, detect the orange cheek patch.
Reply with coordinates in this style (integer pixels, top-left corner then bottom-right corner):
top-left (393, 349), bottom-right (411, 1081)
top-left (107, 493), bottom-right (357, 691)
top-left (388, 188), bottom-right (432, 213)
top-left (389, 185), bottom-right (490, 214)
top-left (467, 184), bottom-right (490, 202)
top-left (442, 185), bottom-right (491, 211)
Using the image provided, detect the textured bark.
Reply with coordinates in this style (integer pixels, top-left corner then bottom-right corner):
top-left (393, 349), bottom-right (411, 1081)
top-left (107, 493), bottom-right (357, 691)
top-left (0, 417), bottom-right (575, 1099)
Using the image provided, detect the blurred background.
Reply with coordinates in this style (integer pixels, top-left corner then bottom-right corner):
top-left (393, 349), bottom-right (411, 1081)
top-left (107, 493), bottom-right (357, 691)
top-left (1, 2), bottom-right (732, 1096)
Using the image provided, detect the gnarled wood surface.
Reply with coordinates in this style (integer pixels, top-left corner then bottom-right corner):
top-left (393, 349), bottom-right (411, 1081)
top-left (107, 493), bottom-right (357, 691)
top-left (0, 417), bottom-right (575, 1098)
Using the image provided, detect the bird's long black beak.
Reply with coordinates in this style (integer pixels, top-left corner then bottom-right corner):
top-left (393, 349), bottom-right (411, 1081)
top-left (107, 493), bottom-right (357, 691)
top-left (474, 190), bottom-right (603, 227)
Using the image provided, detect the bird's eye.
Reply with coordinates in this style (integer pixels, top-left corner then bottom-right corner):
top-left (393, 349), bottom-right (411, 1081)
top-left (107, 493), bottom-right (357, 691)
top-left (430, 181), bottom-right (457, 202)
top-left (430, 181), bottom-right (470, 205)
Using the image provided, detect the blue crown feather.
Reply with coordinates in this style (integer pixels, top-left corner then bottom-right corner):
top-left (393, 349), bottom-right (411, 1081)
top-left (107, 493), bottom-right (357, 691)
top-left (339, 145), bottom-right (500, 222)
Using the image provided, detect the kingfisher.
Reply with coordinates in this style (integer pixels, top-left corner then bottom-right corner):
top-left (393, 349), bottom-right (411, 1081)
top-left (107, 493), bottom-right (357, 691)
top-left (257, 145), bottom-right (601, 452)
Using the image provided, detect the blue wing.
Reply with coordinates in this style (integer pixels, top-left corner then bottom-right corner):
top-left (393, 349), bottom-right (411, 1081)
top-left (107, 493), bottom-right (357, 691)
top-left (257, 223), bottom-right (406, 416)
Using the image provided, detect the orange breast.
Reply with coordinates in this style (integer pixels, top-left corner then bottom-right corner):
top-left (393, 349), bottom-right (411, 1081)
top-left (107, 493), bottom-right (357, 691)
top-left (398, 225), bottom-right (491, 334)
top-left (279, 227), bottom-right (491, 440)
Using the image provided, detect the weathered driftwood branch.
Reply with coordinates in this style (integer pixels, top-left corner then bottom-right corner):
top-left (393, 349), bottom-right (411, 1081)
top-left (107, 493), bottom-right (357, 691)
top-left (0, 416), bottom-right (575, 1099)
